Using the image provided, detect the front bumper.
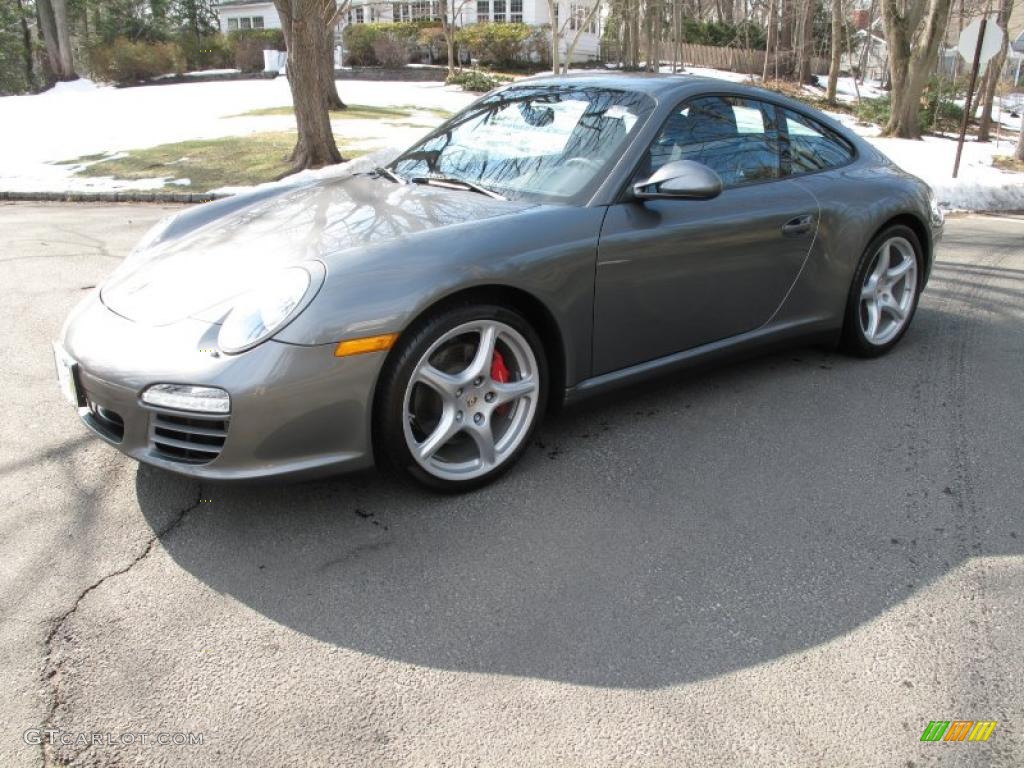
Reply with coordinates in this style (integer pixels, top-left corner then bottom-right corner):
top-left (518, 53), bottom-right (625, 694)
top-left (60, 294), bottom-right (385, 480)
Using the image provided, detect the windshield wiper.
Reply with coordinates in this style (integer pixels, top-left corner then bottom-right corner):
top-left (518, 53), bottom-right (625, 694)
top-left (374, 166), bottom-right (405, 184)
top-left (408, 175), bottom-right (506, 200)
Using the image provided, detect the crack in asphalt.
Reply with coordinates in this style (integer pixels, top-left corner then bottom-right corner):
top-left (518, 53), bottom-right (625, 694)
top-left (37, 483), bottom-right (203, 767)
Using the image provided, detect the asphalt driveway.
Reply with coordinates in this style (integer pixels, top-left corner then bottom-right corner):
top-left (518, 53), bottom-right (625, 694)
top-left (1, 202), bottom-right (1022, 767)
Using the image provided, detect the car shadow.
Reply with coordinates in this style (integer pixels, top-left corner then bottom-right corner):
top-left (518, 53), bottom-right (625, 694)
top-left (135, 291), bottom-right (1022, 690)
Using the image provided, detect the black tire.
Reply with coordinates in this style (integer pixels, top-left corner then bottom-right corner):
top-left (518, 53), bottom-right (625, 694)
top-left (375, 303), bottom-right (548, 492)
top-left (840, 224), bottom-right (924, 358)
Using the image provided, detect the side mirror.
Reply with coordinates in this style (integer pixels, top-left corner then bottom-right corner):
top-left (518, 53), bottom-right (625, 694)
top-left (632, 160), bottom-right (723, 201)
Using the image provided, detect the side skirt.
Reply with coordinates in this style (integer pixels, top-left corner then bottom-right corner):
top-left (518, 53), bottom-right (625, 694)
top-left (563, 317), bottom-right (840, 406)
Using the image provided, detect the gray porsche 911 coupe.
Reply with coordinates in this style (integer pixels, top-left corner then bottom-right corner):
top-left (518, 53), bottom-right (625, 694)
top-left (56, 73), bottom-right (943, 490)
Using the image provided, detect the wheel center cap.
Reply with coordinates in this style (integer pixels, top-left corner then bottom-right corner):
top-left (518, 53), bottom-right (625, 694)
top-left (466, 395), bottom-right (478, 408)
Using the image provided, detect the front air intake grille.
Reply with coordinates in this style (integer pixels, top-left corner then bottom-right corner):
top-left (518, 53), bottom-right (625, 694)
top-left (149, 411), bottom-right (229, 464)
top-left (85, 399), bottom-right (125, 442)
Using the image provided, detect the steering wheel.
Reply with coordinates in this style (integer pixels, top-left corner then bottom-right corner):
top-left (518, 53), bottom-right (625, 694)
top-left (564, 157), bottom-right (601, 173)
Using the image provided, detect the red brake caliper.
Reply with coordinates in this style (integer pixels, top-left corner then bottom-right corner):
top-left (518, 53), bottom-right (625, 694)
top-left (490, 350), bottom-right (511, 417)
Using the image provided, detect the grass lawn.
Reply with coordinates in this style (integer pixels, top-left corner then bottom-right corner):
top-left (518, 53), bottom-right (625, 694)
top-left (58, 133), bottom-right (365, 192)
top-left (993, 155), bottom-right (1024, 173)
top-left (234, 103), bottom-right (451, 120)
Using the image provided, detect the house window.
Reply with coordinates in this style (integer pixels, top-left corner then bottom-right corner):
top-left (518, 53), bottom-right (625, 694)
top-left (240, 17), bottom-right (252, 29)
top-left (476, 0), bottom-right (489, 21)
top-left (510, 0), bottom-right (522, 21)
top-left (252, 16), bottom-right (264, 28)
top-left (493, 0), bottom-right (506, 22)
top-left (411, 1), bottom-right (432, 20)
top-left (228, 17), bottom-right (239, 30)
top-left (351, 6), bottom-right (364, 22)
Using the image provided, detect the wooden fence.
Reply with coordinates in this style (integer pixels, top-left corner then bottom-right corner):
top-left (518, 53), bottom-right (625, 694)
top-left (598, 41), bottom-right (831, 78)
top-left (673, 43), bottom-right (830, 77)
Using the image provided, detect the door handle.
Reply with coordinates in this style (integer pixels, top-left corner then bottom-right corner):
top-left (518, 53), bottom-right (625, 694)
top-left (782, 214), bottom-right (815, 237)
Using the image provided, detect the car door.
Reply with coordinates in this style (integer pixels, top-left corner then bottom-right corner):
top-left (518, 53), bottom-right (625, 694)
top-left (592, 95), bottom-right (820, 375)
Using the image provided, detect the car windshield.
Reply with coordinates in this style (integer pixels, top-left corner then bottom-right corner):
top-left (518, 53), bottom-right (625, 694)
top-left (389, 84), bottom-right (654, 203)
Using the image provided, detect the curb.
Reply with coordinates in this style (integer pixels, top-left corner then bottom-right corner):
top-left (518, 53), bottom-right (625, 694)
top-left (0, 191), bottom-right (231, 204)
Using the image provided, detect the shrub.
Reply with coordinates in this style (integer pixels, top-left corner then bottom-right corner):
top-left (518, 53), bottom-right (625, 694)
top-left (677, 19), bottom-right (767, 49)
top-left (456, 23), bottom-right (531, 69)
top-left (88, 38), bottom-right (186, 83)
top-left (343, 22), bottom-right (429, 66)
top-left (418, 26), bottom-right (450, 63)
top-left (524, 25), bottom-right (551, 68)
top-left (178, 32), bottom-right (234, 71)
top-left (445, 69), bottom-right (509, 92)
top-left (372, 29), bottom-right (415, 68)
top-left (228, 29), bottom-right (285, 72)
top-left (854, 85), bottom-right (965, 135)
top-left (854, 96), bottom-right (891, 127)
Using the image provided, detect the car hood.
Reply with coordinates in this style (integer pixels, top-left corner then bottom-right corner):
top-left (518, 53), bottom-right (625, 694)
top-left (100, 175), bottom-right (535, 326)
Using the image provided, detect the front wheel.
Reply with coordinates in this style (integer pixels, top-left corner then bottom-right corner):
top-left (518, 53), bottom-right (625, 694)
top-left (375, 304), bottom-right (547, 492)
top-left (841, 225), bottom-right (923, 357)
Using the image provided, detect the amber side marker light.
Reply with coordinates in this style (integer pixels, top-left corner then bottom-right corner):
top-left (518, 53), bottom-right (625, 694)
top-left (334, 333), bottom-right (399, 357)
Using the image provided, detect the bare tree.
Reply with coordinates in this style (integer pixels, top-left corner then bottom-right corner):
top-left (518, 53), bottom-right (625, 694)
top-left (274, 0), bottom-right (344, 171)
top-left (976, 0), bottom-right (1012, 141)
top-left (827, 0), bottom-right (843, 101)
top-left (441, 0), bottom-right (473, 75)
top-left (881, 0), bottom-right (953, 138)
top-left (563, 0), bottom-right (604, 71)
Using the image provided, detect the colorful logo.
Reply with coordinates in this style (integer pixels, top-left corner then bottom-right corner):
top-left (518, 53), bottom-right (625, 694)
top-left (920, 721), bottom-right (997, 742)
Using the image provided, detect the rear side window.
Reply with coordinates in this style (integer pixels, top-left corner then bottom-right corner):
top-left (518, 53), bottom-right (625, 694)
top-left (782, 108), bottom-right (855, 174)
top-left (643, 96), bottom-right (782, 189)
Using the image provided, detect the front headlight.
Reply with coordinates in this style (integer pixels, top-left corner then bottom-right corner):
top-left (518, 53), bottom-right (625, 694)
top-left (218, 266), bottom-right (320, 354)
top-left (928, 193), bottom-right (944, 227)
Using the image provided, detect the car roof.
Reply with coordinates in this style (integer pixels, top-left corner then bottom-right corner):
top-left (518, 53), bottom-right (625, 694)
top-left (511, 71), bottom-right (823, 112)
top-left (516, 71), bottom-right (722, 97)
top-left (510, 72), bottom-right (868, 150)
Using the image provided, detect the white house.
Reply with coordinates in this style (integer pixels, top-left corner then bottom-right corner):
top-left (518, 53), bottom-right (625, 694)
top-left (213, 0), bottom-right (602, 63)
top-left (214, 0), bottom-right (281, 32)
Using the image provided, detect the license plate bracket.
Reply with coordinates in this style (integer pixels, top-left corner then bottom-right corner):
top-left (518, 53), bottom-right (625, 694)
top-left (53, 343), bottom-right (85, 407)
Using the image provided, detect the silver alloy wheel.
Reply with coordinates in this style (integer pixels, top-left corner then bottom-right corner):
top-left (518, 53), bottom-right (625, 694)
top-left (859, 236), bottom-right (918, 346)
top-left (402, 320), bottom-right (540, 482)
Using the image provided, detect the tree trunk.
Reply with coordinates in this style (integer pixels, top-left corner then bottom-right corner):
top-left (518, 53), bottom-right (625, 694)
top-left (763, 0), bottom-right (776, 81)
top-left (442, 0), bottom-right (456, 75)
top-left (1015, 110), bottom-right (1024, 161)
top-left (51, 0), bottom-right (75, 80)
top-left (881, 0), bottom-right (952, 138)
top-left (826, 0), bottom-right (841, 100)
top-left (322, 21), bottom-right (345, 110)
top-left (779, 0), bottom-right (793, 76)
top-left (548, 0), bottom-right (560, 74)
top-left (274, 0), bottom-right (344, 172)
top-left (35, 0), bottom-right (63, 81)
top-left (797, 0), bottom-right (815, 83)
top-left (16, 0), bottom-right (34, 90)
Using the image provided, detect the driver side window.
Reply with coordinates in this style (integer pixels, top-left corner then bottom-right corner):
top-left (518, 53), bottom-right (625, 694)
top-left (641, 96), bottom-right (782, 189)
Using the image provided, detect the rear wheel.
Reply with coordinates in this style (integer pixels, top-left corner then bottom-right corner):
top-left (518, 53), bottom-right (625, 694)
top-left (376, 304), bottom-right (547, 492)
top-left (841, 225), bottom-right (923, 357)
